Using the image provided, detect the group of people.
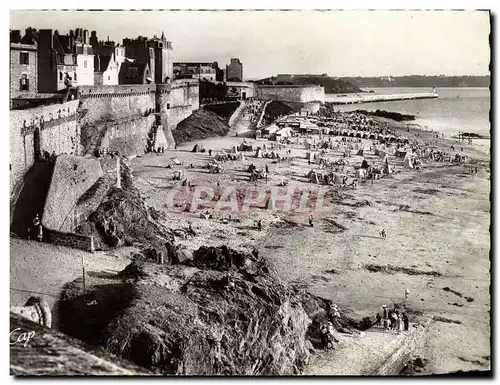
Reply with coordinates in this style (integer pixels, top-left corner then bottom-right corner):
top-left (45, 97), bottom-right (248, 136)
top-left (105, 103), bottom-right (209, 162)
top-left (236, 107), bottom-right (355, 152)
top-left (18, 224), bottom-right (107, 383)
top-left (376, 305), bottom-right (409, 333)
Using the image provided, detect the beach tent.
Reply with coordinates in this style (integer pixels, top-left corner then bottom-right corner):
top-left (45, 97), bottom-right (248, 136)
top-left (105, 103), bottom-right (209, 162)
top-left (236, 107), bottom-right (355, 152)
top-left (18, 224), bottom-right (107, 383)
top-left (262, 124), bottom-right (279, 136)
top-left (254, 148), bottom-right (262, 158)
top-left (192, 144), bottom-right (204, 153)
top-left (356, 169), bottom-right (367, 179)
top-left (360, 159), bottom-right (370, 169)
top-left (334, 173), bottom-right (344, 184)
top-left (275, 126), bottom-right (293, 139)
top-left (357, 148), bottom-right (365, 156)
top-left (304, 140), bottom-right (312, 150)
top-left (404, 155), bottom-right (414, 169)
top-left (306, 151), bottom-right (317, 162)
top-left (231, 145), bottom-right (239, 154)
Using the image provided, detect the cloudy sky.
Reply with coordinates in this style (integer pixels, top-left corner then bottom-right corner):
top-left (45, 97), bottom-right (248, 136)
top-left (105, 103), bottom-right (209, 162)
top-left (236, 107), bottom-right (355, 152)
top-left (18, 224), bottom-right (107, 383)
top-left (10, 10), bottom-right (490, 79)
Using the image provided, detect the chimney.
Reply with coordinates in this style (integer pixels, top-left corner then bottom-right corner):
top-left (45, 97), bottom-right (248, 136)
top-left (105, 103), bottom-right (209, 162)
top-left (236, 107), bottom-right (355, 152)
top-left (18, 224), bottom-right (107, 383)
top-left (84, 29), bottom-right (89, 45)
top-left (39, 29), bottom-right (54, 52)
top-left (10, 30), bottom-right (21, 43)
top-left (96, 54), bottom-right (100, 72)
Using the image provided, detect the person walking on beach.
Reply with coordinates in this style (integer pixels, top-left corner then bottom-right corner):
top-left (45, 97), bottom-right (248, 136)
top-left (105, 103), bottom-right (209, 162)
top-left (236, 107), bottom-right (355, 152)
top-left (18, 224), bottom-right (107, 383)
top-left (380, 229), bottom-right (387, 240)
top-left (309, 215), bottom-right (314, 227)
top-left (397, 315), bottom-right (404, 334)
top-left (33, 214), bottom-right (43, 242)
top-left (382, 305), bottom-right (388, 320)
top-left (376, 313), bottom-right (382, 327)
top-left (391, 312), bottom-right (398, 331)
top-left (402, 313), bottom-right (409, 331)
top-left (384, 317), bottom-right (390, 332)
top-left (405, 288), bottom-right (410, 300)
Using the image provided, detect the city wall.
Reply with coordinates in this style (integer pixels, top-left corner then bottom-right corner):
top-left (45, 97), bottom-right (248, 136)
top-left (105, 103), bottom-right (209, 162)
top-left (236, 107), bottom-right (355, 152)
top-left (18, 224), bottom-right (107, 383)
top-left (42, 155), bottom-right (103, 232)
top-left (78, 84), bottom-right (156, 123)
top-left (10, 100), bottom-right (80, 198)
top-left (256, 85), bottom-right (325, 103)
top-left (44, 229), bottom-right (95, 252)
top-left (10, 82), bottom-right (199, 197)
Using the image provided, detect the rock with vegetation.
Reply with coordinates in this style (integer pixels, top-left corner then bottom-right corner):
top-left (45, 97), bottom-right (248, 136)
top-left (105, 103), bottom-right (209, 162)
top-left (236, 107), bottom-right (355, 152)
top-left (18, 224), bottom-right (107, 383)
top-left (58, 246), bottom-right (360, 375)
top-left (77, 161), bottom-right (174, 260)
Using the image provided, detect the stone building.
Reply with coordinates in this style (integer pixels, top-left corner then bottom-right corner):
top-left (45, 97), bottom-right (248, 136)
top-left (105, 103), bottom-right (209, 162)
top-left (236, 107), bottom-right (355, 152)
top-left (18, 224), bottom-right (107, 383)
top-left (10, 30), bottom-right (38, 98)
top-left (38, 29), bottom-right (78, 92)
top-left (173, 62), bottom-right (223, 82)
top-left (90, 32), bottom-right (126, 76)
top-left (226, 58), bottom-right (243, 82)
top-left (70, 28), bottom-right (95, 86)
top-left (122, 33), bottom-right (173, 84)
top-left (118, 61), bottom-right (152, 84)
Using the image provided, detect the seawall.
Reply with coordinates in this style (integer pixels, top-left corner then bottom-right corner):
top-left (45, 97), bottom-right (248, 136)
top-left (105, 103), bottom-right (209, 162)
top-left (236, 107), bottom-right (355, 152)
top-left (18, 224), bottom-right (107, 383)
top-left (228, 101), bottom-right (246, 128)
top-left (10, 81), bottom-right (199, 197)
top-left (10, 100), bottom-right (81, 201)
top-left (256, 84), bottom-right (325, 103)
top-left (326, 92), bottom-right (438, 105)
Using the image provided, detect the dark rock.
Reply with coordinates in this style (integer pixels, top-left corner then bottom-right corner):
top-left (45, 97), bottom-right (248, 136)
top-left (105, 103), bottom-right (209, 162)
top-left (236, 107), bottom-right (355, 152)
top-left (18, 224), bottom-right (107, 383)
top-left (58, 247), bottom-right (361, 375)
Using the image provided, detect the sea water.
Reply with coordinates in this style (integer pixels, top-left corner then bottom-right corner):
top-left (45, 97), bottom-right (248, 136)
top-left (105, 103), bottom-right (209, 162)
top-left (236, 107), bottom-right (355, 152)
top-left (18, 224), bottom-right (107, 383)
top-left (326, 87), bottom-right (490, 138)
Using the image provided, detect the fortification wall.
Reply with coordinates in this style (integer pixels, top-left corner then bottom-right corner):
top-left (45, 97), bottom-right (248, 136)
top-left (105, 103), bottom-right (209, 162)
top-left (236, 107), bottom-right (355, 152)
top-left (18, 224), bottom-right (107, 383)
top-left (42, 155), bottom-right (103, 233)
top-left (99, 114), bottom-right (155, 156)
top-left (373, 318), bottom-right (433, 375)
top-left (157, 81), bottom-right (199, 146)
top-left (78, 85), bottom-right (156, 124)
top-left (10, 100), bottom-right (80, 195)
top-left (10, 82), bottom-right (199, 196)
top-left (256, 85), bottom-right (325, 103)
top-left (45, 229), bottom-right (95, 252)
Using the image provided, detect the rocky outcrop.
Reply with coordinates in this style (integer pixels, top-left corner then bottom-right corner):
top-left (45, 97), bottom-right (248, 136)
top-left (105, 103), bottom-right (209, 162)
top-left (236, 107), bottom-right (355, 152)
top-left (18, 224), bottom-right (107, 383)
top-left (172, 108), bottom-right (230, 144)
top-left (77, 161), bottom-right (174, 259)
top-left (58, 246), bottom-right (358, 375)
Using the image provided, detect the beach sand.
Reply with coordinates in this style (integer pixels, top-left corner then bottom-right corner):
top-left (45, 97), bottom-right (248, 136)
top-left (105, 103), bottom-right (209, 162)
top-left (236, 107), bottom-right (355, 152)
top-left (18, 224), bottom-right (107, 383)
top-left (127, 116), bottom-right (490, 375)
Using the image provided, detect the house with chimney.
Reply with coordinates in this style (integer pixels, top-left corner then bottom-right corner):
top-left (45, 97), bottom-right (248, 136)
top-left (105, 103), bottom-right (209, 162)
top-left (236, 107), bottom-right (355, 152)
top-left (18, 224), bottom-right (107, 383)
top-left (118, 61), bottom-right (152, 84)
top-left (94, 54), bottom-right (119, 85)
top-left (69, 28), bottom-right (94, 86)
top-left (10, 30), bottom-right (38, 98)
top-left (37, 29), bottom-right (78, 92)
top-left (122, 33), bottom-right (173, 84)
top-left (90, 31), bottom-right (125, 85)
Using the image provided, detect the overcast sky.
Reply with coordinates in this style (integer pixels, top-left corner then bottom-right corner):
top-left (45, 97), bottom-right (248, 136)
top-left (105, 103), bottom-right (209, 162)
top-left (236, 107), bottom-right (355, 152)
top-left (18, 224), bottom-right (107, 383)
top-left (10, 10), bottom-right (490, 79)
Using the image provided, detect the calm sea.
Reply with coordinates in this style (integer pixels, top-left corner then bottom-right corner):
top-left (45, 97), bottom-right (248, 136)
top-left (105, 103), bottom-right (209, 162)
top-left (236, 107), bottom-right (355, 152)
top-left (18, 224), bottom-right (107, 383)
top-left (325, 87), bottom-right (490, 138)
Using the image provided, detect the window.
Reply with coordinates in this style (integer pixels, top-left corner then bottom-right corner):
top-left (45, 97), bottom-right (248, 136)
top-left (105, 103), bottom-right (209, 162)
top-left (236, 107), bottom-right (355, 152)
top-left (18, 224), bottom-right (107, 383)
top-left (59, 72), bottom-right (63, 81)
top-left (20, 74), bottom-right (29, 91)
top-left (166, 103), bottom-right (170, 110)
top-left (20, 52), bottom-right (29, 65)
top-left (108, 76), bottom-right (110, 81)
top-left (84, 60), bottom-right (87, 69)
top-left (74, 73), bottom-right (77, 81)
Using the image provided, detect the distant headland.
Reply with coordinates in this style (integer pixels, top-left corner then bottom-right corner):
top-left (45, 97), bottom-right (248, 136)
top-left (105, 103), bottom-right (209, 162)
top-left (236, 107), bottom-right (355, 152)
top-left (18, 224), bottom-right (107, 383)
top-left (253, 74), bottom-right (490, 94)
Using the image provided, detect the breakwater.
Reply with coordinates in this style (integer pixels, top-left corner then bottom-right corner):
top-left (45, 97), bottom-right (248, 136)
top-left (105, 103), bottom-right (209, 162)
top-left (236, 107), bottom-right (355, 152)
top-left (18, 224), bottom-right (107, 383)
top-left (327, 92), bottom-right (438, 105)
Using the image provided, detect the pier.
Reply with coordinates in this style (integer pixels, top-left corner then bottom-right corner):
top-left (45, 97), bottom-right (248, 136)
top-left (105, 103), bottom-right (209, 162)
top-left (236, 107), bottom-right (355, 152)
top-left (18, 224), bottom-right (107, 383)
top-left (327, 92), bottom-right (438, 105)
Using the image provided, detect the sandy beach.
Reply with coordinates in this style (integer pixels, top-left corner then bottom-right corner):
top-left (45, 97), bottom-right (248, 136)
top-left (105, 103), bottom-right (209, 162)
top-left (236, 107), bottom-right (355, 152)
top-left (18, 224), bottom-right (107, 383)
top-left (125, 115), bottom-right (490, 375)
